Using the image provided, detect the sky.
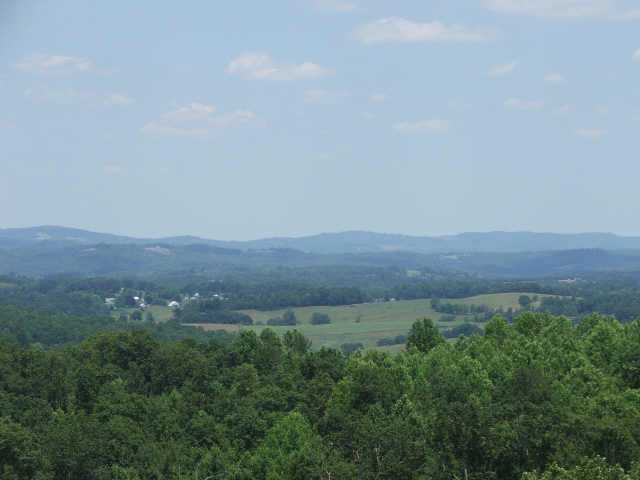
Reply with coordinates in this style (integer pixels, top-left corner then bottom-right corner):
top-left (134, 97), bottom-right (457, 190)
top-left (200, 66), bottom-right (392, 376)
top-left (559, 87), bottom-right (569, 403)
top-left (1, 0), bottom-right (639, 240)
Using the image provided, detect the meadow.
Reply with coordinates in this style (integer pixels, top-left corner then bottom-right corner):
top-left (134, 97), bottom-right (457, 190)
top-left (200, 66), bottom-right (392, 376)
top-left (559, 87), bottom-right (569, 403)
top-left (120, 292), bottom-right (550, 350)
top-left (238, 292), bottom-right (548, 350)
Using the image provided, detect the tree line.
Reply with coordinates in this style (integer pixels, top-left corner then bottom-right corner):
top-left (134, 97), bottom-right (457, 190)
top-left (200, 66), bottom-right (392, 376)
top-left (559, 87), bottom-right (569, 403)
top-left (1, 310), bottom-right (640, 479)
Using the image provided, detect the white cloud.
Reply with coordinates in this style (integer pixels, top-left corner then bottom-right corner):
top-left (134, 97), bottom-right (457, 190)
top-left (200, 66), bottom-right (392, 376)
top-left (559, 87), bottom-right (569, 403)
top-left (24, 88), bottom-right (134, 107)
top-left (488, 61), bottom-right (518, 77)
top-left (483, 0), bottom-right (640, 20)
top-left (633, 48), bottom-right (640, 62)
top-left (354, 17), bottom-right (495, 45)
top-left (312, 0), bottom-right (357, 13)
top-left (393, 119), bottom-right (450, 134)
top-left (303, 89), bottom-right (349, 104)
top-left (544, 72), bottom-right (567, 84)
top-left (613, 9), bottom-right (640, 20)
top-left (226, 53), bottom-right (332, 81)
top-left (15, 54), bottom-right (94, 74)
top-left (103, 93), bottom-right (135, 107)
top-left (142, 103), bottom-right (258, 137)
top-left (576, 128), bottom-right (607, 140)
top-left (369, 93), bottom-right (386, 103)
top-left (504, 98), bottom-right (545, 111)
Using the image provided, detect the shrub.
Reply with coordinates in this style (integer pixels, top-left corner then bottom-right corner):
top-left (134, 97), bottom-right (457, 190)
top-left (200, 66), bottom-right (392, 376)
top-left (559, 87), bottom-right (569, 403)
top-left (311, 313), bottom-right (331, 325)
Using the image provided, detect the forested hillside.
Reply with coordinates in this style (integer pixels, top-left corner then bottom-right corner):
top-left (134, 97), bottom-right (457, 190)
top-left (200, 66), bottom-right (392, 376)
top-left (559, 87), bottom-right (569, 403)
top-left (1, 312), bottom-right (639, 479)
top-left (5, 226), bottom-right (640, 254)
top-left (4, 228), bottom-right (640, 278)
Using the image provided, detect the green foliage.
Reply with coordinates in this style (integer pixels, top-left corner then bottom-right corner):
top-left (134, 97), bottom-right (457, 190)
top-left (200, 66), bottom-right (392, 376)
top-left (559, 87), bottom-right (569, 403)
top-left (310, 312), bottom-right (331, 325)
top-left (267, 309), bottom-right (297, 326)
top-left (177, 301), bottom-right (253, 325)
top-left (340, 342), bottom-right (364, 354)
top-left (376, 334), bottom-right (407, 347)
top-left (522, 456), bottom-right (640, 479)
top-left (443, 322), bottom-right (483, 339)
top-left (283, 329), bottom-right (312, 355)
top-left (250, 412), bottom-right (354, 479)
top-left (519, 294), bottom-right (532, 308)
top-left (0, 417), bottom-right (48, 479)
top-left (0, 304), bottom-right (233, 348)
top-left (0, 311), bottom-right (639, 479)
top-left (406, 318), bottom-right (445, 353)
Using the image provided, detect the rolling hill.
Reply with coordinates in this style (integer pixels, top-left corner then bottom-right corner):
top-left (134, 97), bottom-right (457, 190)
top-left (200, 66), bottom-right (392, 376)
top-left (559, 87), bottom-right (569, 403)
top-left (3, 226), bottom-right (640, 254)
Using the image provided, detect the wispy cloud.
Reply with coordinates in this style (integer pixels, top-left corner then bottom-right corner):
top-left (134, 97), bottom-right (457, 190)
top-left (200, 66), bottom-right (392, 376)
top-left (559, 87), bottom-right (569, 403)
top-left (394, 119), bottom-right (450, 134)
top-left (504, 98), bottom-right (545, 111)
top-left (612, 9), bottom-right (640, 20)
top-left (226, 53), bottom-right (332, 81)
top-left (488, 61), bottom-right (518, 77)
top-left (142, 103), bottom-right (258, 137)
top-left (24, 88), bottom-right (134, 107)
top-left (103, 93), bottom-right (135, 107)
top-left (15, 54), bottom-right (94, 74)
top-left (369, 93), bottom-right (386, 103)
top-left (633, 48), bottom-right (640, 62)
top-left (354, 17), bottom-right (495, 45)
top-left (312, 0), bottom-right (357, 13)
top-left (483, 0), bottom-right (640, 20)
top-left (544, 72), bottom-right (567, 84)
top-left (576, 128), bottom-right (607, 140)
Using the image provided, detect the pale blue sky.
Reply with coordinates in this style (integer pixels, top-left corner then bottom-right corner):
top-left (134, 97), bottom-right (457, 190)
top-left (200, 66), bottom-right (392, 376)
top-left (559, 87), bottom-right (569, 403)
top-left (1, 0), bottom-right (639, 239)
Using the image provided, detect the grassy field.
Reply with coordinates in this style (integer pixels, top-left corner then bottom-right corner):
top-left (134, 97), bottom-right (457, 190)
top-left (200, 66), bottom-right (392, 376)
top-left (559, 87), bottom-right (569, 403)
top-left (452, 292), bottom-right (546, 309)
top-left (146, 305), bottom-right (175, 322)
top-left (0, 282), bottom-right (15, 289)
top-left (112, 305), bottom-right (174, 323)
top-left (130, 292), bottom-right (551, 350)
top-left (235, 292), bottom-right (549, 350)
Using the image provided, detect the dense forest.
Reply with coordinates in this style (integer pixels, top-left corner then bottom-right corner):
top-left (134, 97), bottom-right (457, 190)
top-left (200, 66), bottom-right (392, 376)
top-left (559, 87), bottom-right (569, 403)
top-left (1, 311), bottom-right (640, 479)
top-left (0, 305), bottom-right (233, 348)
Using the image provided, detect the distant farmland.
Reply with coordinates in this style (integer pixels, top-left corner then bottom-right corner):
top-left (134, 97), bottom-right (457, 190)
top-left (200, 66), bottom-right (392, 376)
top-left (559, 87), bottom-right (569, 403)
top-left (236, 292), bottom-right (550, 350)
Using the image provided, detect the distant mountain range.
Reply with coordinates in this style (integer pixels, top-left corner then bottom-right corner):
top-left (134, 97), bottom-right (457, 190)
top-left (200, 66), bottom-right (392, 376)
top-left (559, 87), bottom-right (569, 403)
top-left (3, 226), bottom-right (640, 254)
top-left (2, 226), bottom-right (640, 278)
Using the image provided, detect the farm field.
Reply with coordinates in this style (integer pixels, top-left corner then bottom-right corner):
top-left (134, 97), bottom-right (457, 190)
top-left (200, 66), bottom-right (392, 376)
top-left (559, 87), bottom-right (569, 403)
top-left (112, 305), bottom-right (174, 323)
top-left (452, 292), bottom-right (545, 309)
top-left (235, 292), bottom-right (549, 350)
top-left (145, 305), bottom-right (175, 322)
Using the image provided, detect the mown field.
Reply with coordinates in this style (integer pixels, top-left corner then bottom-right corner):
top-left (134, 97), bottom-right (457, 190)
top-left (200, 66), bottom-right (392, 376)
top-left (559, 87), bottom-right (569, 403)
top-left (238, 292), bottom-right (549, 350)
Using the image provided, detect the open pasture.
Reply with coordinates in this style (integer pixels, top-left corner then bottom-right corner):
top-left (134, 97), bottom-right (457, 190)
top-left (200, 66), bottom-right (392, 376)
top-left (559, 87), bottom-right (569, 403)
top-left (236, 292), bottom-right (546, 350)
